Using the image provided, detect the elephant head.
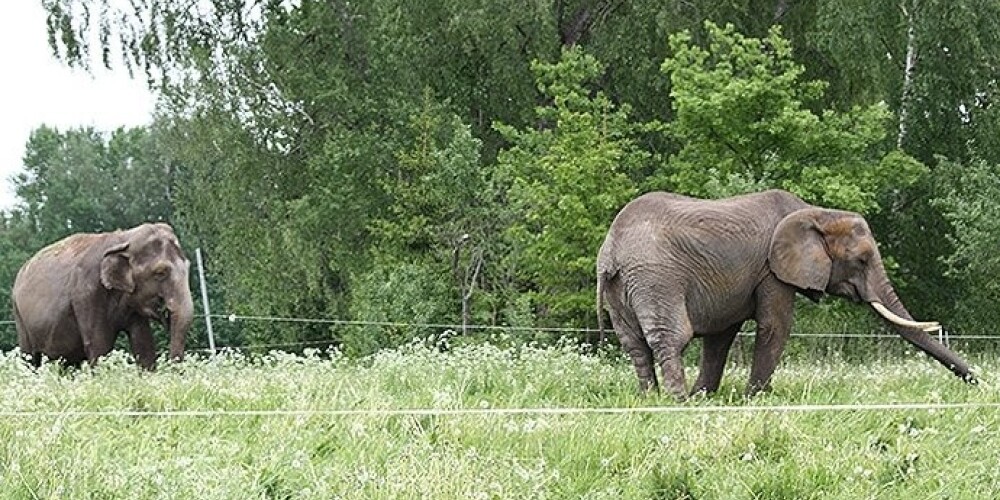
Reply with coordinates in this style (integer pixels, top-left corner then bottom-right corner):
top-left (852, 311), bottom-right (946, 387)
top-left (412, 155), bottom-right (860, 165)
top-left (99, 223), bottom-right (194, 361)
top-left (768, 208), bottom-right (974, 381)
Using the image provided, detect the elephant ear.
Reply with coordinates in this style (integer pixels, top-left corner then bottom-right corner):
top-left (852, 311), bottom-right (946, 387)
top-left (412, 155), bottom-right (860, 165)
top-left (100, 241), bottom-right (134, 292)
top-left (768, 208), bottom-right (831, 293)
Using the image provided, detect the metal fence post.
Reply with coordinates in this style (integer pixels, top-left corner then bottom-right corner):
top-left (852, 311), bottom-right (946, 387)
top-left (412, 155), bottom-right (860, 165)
top-left (195, 248), bottom-right (216, 355)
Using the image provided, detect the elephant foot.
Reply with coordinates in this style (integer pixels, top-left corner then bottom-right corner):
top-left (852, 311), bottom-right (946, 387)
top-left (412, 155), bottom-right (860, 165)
top-left (636, 375), bottom-right (659, 394)
top-left (668, 389), bottom-right (689, 402)
top-left (688, 385), bottom-right (714, 398)
top-left (689, 377), bottom-right (724, 396)
top-left (744, 382), bottom-right (772, 398)
top-left (637, 384), bottom-right (658, 398)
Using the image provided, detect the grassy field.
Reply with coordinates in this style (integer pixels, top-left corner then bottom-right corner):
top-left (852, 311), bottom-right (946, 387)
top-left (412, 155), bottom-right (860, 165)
top-left (0, 336), bottom-right (996, 499)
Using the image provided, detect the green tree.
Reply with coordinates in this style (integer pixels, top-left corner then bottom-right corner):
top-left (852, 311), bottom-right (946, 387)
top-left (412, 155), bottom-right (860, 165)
top-left (811, 0), bottom-right (1000, 324)
top-left (0, 211), bottom-right (44, 348)
top-left (495, 48), bottom-right (643, 329)
top-left (659, 22), bottom-right (926, 213)
top-left (343, 91), bottom-right (490, 355)
top-left (932, 158), bottom-right (1000, 332)
top-left (369, 91), bottom-right (485, 263)
top-left (813, 0), bottom-right (1000, 163)
top-left (16, 125), bottom-right (173, 240)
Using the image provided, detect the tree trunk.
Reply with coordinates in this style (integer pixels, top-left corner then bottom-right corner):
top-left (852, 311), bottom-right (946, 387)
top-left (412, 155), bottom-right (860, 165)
top-left (558, 0), bottom-right (621, 47)
top-left (897, 0), bottom-right (918, 149)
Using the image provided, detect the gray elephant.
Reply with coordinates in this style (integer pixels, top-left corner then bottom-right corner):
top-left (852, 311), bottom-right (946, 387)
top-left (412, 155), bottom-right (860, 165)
top-left (13, 223), bottom-right (194, 369)
top-left (596, 189), bottom-right (975, 398)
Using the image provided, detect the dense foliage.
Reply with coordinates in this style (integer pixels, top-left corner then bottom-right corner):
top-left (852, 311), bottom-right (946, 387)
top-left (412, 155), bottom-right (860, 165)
top-left (2, 0), bottom-right (998, 354)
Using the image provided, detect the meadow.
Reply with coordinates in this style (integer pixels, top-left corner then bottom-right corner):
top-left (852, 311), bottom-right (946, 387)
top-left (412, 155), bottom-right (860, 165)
top-left (0, 335), bottom-right (996, 499)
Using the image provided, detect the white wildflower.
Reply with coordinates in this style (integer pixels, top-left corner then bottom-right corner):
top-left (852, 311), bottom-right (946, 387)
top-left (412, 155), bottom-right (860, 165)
top-left (432, 390), bottom-right (454, 407)
top-left (350, 421), bottom-right (367, 438)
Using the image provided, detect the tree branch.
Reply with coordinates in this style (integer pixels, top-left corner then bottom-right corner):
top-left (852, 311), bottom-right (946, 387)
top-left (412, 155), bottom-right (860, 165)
top-left (559, 0), bottom-right (622, 47)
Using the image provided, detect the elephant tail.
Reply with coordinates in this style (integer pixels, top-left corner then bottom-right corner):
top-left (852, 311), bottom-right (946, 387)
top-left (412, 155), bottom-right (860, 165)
top-left (11, 297), bottom-right (34, 364)
top-left (596, 239), bottom-right (616, 347)
top-left (596, 266), bottom-right (614, 347)
top-left (596, 275), bottom-right (605, 345)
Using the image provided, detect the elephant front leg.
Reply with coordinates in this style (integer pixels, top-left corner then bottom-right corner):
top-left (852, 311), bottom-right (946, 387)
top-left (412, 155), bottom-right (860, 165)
top-left (127, 322), bottom-right (157, 370)
top-left (747, 329), bottom-right (790, 396)
top-left (747, 281), bottom-right (796, 396)
top-left (72, 304), bottom-right (116, 365)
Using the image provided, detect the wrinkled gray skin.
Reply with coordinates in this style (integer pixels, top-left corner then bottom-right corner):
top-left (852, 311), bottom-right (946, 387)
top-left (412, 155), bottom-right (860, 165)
top-left (597, 190), bottom-right (976, 398)
top-left (13, 223), bottom-right (194, 370)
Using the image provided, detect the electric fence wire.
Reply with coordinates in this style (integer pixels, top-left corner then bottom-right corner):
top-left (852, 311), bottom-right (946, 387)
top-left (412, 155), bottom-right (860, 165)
top-left (1, 402), bottom-right (999, 418)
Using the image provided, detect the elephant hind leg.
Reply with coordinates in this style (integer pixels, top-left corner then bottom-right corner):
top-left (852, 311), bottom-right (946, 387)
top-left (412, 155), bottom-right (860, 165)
top-left (691, 324), bottom-right (742, 396)
top-left (609, 308), bottom-right (658, 393)
top-left (641, 313), bottom-right (694, 401)
top-left (623, 336), bottom-right (657, 394)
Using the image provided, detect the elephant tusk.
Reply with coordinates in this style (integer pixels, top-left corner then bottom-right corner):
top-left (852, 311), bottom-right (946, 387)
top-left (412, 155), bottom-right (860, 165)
top-left (870, 302), bottom-right (941, 332)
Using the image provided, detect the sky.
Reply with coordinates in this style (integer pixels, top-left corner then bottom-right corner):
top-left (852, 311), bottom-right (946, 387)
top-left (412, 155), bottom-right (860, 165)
top-left (0, 1), bottom-right (155, 210)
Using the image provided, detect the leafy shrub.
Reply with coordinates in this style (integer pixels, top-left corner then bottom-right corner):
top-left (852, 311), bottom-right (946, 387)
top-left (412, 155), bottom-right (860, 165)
top-left (343, 259), bottom-right (455, 356)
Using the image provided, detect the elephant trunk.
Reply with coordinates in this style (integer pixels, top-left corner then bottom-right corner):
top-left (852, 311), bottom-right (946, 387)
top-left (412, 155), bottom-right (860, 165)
top-left (870, 286), bottom-right (975, 383)
top-left (166, 284), bottom-right (194, 362)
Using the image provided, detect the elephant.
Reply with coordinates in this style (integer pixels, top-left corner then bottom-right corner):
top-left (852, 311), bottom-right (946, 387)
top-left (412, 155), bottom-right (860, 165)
top-left (596, 189), bottom-right (976, 399)
top-left (12, 222), bottom-right (194, 370)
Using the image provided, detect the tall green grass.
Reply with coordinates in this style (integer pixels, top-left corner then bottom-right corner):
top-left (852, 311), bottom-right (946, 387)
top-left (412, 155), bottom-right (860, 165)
top-left (0, 336), bottom-right (995, 499)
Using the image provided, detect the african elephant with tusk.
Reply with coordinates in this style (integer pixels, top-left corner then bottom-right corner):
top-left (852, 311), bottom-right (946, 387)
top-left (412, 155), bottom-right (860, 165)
top-left (13, 223), bottom-right (194, 370)
top-left (596, 189), bottom-right (976, 398)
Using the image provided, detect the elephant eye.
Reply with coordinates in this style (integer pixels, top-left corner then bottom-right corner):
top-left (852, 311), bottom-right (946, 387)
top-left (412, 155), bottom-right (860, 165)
top-left (153, 268), bottom-right (171, 280)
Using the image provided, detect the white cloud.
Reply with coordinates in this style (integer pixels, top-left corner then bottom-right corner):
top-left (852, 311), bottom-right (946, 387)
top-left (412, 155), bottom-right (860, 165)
top-left (0, 1), bottom-right (154, 210)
